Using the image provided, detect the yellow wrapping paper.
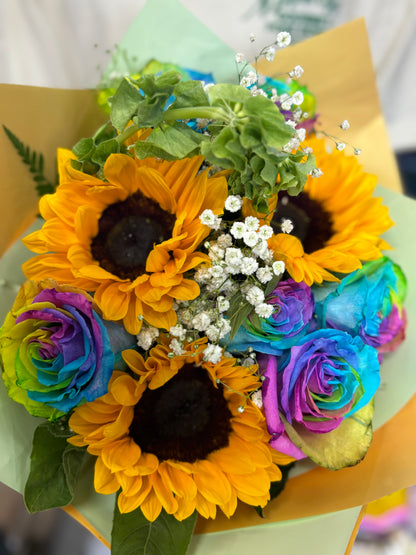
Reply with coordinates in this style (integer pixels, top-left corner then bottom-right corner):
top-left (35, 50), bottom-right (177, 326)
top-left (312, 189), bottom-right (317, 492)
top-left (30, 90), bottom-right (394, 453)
top-left (0, 15), bottom-right (414, 555)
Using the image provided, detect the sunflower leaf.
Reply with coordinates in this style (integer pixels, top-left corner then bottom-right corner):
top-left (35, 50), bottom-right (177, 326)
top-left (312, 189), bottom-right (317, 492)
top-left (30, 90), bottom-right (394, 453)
top-left (24, 421), bottom-right (86, 512)
top-left (111, 500), bottom-right (197, 555)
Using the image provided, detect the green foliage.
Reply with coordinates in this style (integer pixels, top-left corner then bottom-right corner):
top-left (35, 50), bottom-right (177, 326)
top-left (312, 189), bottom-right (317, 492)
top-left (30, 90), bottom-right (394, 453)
top-left (265, 272), bottom-right (281, 296)
top-left (135, 122), bottom-right (207, 161)
top-left (3, 125), bottom-right (56, 197)
top-left (72, 122), bottom-right (120, 176)
top-left (72, 72), bottom-right (317, 207)
top-left (111, 498), bottom-right (197, 555)
top-left (24, 419), bottom-right (86, 512)
top-left (226, 289), bottom-right (254, 340)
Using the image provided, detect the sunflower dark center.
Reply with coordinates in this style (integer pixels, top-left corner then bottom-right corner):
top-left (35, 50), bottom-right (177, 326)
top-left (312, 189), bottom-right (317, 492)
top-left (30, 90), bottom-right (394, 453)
top-left (90, 190), bottom-right (175, 280)
top-left (129, 364), bottom-right (233, 463)
top-left (271, 192), bottom-right (334, 253)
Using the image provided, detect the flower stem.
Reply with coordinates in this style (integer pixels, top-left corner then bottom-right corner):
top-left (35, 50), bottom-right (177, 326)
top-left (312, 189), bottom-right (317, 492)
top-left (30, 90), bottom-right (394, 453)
top-left (115, 123), bottom-right (140, 145)
top-left (163, 106), bottom-right (229, 123)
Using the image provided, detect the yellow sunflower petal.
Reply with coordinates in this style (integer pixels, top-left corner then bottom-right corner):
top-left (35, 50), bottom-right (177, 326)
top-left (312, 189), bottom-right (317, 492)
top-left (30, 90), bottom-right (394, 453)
top-left (194, 492), bottom-right (217, 520)
top-left (111, 374), bottom-right (143, 406)
top-left (160, 462), bottom-right (197, 500)
top-left (101, 438), bottom-right (141, 472)
top-left (192, 460), bottom-right (232, 505)
top-left (140, 491), bottom-right (163, 522)
top-left (149, 472), bottom-right (178, 515)
top-left (94, 281), bottom-right (130, 321)
top-left (94, 457), bottom-right (119, 495)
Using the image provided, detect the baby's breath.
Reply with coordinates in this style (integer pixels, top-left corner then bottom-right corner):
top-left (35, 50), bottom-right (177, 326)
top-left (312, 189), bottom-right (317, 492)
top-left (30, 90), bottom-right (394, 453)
top-left (276, 31), bottom-right (291, 48)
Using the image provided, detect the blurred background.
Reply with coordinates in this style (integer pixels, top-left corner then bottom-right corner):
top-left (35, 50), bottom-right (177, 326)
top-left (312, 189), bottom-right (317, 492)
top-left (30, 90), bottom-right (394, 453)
top-left (0, 0), bottom-right (415, 553)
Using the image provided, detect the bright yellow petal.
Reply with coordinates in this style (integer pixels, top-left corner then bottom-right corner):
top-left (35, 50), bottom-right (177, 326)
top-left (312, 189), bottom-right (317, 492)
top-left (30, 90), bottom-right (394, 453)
top-left (94, 457), bottom-right (119, 494)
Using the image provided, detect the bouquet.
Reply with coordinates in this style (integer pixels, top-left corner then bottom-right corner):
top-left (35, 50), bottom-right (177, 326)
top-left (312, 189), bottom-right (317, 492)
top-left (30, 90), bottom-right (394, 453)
top-left (0, 3), bottom-right (414, 554)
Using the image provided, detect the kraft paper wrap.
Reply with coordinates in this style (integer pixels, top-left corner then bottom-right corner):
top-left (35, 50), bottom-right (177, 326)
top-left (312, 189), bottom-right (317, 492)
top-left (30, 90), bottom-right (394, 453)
top-left (0, 3), bottom-right (414, 553)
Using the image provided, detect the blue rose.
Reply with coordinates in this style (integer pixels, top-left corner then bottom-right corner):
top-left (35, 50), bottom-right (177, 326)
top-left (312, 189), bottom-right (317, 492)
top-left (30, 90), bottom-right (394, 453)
top-left (313, 257), bottom-right (407, 356)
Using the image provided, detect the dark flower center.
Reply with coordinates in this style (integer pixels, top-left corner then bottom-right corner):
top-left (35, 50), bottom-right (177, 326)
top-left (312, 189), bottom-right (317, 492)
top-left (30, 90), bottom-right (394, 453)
top-left (129, 364), bottom-right (233, 462)
top-left (271, 192), bottom-right (334, 253)
top-left (91, 191), bottom-right (175, 280)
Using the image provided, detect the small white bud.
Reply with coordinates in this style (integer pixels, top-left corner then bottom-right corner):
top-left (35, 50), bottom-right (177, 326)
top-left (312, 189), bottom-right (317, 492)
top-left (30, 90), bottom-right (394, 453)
top-left (276, 31), bottom-right (291, 48)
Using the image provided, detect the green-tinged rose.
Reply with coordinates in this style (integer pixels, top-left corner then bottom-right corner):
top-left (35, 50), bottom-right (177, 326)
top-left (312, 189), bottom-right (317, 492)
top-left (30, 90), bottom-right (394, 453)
top-left (0, 280), bottom-right (116, 420)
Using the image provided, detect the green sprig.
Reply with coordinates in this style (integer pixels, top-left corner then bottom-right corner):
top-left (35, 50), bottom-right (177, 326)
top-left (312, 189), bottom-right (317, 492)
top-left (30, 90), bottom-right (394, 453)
top-left (3, 125), bottom-right (56, 197)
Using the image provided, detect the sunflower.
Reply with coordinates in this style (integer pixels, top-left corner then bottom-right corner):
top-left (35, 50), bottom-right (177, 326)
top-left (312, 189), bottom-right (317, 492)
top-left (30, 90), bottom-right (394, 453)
top-left (67, 339), bottom-right (293, 522)
top-left (251, 137), bottom-right (393, 285)
top-left (22, 150), bottom-right (228, 334)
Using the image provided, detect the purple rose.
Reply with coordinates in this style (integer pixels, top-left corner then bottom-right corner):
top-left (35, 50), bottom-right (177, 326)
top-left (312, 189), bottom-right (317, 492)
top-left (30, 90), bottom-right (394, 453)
top-left (259, 328), bottom-right (380, 459)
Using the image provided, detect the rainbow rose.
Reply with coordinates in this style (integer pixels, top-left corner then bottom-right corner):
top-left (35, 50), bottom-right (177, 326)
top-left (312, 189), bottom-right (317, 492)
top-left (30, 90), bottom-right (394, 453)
top-left (226, 279), bottom-right (315, 355)
top-left (313, 257), bottom-right (407, 356)
top-left (0, 280), bottom-right (117, 420)
top-left (259, 329), bottom-right (380, 465)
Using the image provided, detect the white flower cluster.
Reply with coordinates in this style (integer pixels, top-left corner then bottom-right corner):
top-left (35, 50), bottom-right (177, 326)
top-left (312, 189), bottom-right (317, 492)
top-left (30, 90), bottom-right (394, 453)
top-left (136, 325), bottom-right (159, 351)
top-left (240, 70), bottom-right (258, 88)
top-left (168, 201), bottom-right (286, 359)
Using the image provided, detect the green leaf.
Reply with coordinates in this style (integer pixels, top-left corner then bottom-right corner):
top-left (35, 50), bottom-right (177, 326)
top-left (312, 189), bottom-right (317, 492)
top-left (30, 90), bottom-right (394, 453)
top-left (201, 127), bottom-right (246, 171)
top-left (72, 137), bottom-right (95, 159)
top-left (133, 71), bottom-right (182, 129)
top-left (168, 80), bottom-right (209, 110)
top-left (93, 121), bottom-right (118, 144)
top-left (243, 95), bottom-right (294, 150)
top-left (226, 290), bottom-right (253, 340)
top-left (91, 139), bottom-right (121, 165)
top-left (240, 121), bottom-right (263, 150)
top-left (24, 421), bottom-right (86, 512)
top-left (111, 499), bottom-right (197, 555)
top-left (279, 152), bottom-right (316, 195)
top-left (135, 122), bottom-right (207, 161)
top-left (265, 273), bottom-right (281, 296)
top-left (281, 400), bottom-right (374, 470)
top-left (3, 125), bottom-right (56, 197)
top-left (137, 70), bottom-right (181, 95)
top-left (70, 158), bottom-right (100, 176)
top-left (207, 83), bottom-right (251, 107)
top-left (110, 78), bottom-right (143, 132)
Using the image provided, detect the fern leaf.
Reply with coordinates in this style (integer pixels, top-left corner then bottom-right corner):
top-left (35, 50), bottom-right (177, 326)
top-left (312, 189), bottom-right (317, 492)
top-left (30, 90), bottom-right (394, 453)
top-left (3, 125), bottom-right (56, 197)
